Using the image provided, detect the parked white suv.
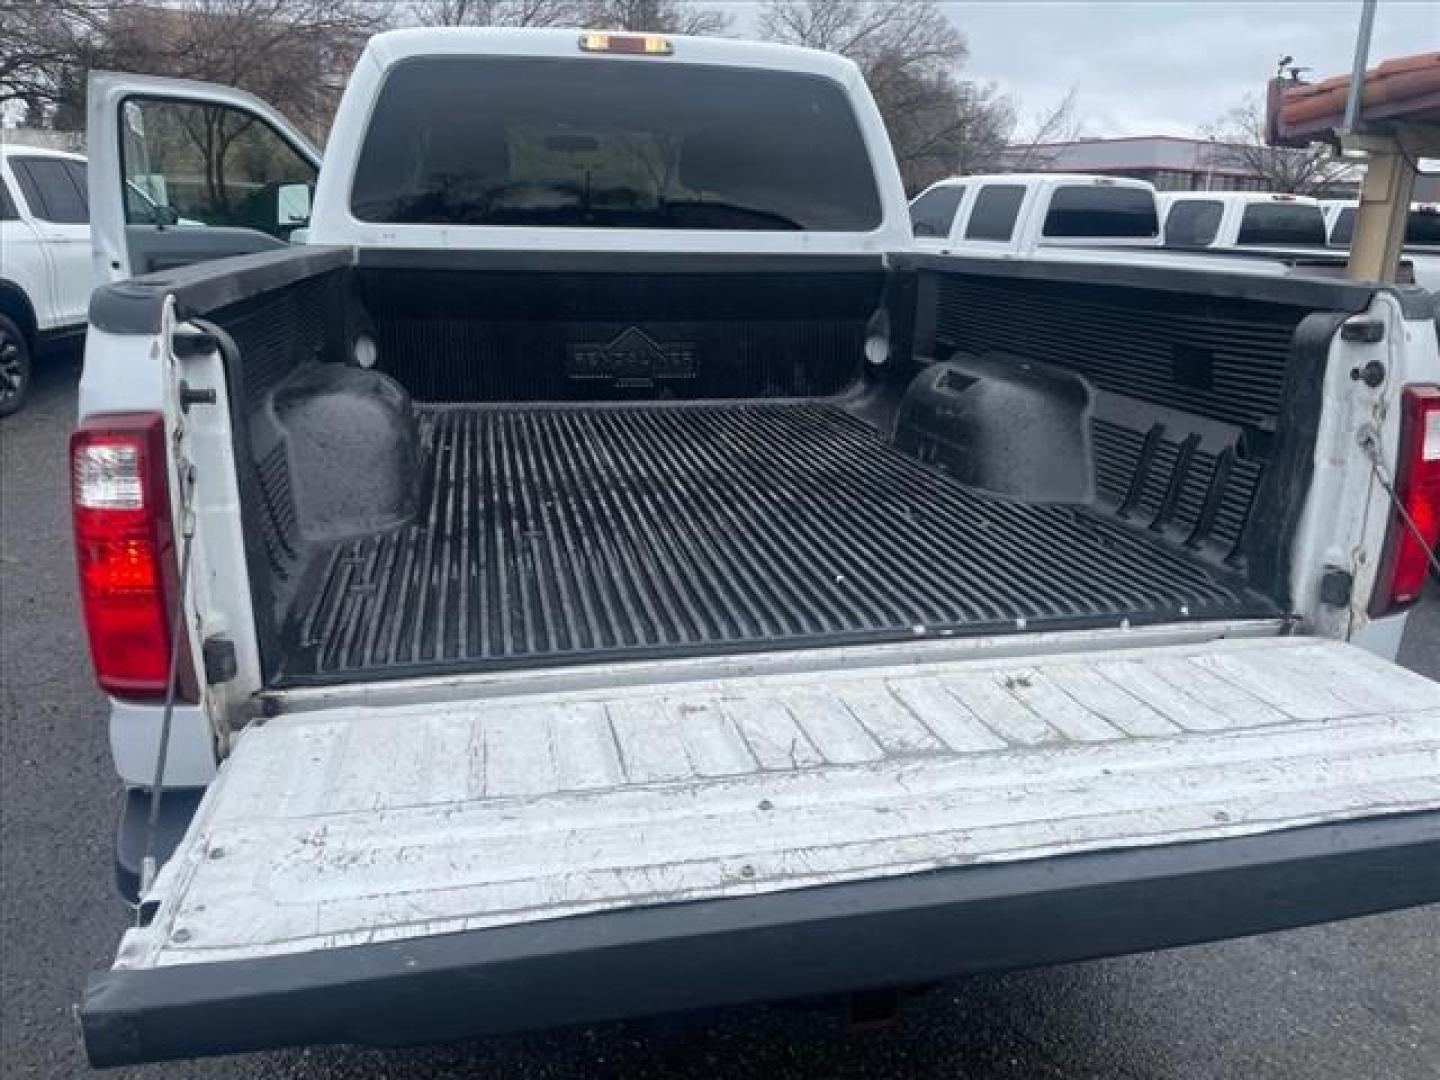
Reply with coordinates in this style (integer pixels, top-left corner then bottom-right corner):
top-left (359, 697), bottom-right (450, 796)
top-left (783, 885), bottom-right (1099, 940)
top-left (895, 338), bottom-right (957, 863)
top-left (0, 143), bottom-right (208, 415)
top-left (0, 144), bottom-right (92, 415)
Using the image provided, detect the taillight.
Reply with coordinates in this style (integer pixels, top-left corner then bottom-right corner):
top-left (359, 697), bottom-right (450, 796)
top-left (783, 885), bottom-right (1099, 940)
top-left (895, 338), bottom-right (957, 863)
top-left (71, 413), bottom-right (193, 700)
top-left (1371, 386), bottom-right (1440, 615)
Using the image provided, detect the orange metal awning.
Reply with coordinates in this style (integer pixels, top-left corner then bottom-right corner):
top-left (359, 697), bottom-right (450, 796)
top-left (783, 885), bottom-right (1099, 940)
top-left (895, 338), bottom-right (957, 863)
top-left (1268, 51), bottom-right (1440, 146)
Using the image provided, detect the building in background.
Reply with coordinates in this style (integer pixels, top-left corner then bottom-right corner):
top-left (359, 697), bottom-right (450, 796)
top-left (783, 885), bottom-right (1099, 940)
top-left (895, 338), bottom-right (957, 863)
top-left (0, 129), bottom-right (85, 153)
top-left (998, 135), bottom-right (1375, 196)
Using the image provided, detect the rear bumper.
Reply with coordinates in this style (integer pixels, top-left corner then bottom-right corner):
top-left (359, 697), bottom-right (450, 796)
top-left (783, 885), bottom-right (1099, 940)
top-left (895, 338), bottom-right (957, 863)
top-left (82, 810), bottom-right (1440, 1068)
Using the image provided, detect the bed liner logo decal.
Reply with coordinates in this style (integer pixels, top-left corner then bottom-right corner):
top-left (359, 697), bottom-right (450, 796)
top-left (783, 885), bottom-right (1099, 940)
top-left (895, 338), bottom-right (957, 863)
top-left (567, 327), bottom-right (697, 387)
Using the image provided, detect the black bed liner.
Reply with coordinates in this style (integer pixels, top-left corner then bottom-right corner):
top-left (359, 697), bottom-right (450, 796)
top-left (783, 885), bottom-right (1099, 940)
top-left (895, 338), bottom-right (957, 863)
top-left (275, 402), bottom-right (1278, 685)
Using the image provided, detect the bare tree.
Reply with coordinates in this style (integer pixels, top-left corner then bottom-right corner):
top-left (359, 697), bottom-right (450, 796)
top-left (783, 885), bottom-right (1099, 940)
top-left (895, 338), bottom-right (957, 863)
top-left (757, 0), bottom-right (1013, 192)
top-left (0, 0), bottom-right (113, 111)
top-left (945, 80), bottom-right (1015, 177)
top-left (579, 0), bottom-right (730, 35)
top-left (10, 1), bottom-right (387, 139)
top-left (411, 0), bottom-right (582, 26)
top-left (1201, 94), bottom-right (1351, 195)
top-left (118, 1), bottom-right (387, 137)
top-left (1004, 87), bottom-right (1083, 171)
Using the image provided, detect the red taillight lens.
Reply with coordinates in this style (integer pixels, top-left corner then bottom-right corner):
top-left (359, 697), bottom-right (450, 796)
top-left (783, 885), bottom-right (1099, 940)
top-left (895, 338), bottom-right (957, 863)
top-left (1372, 386), bottom-right (1440, 615)
top-left (71, 413), bottom-right (192, 699)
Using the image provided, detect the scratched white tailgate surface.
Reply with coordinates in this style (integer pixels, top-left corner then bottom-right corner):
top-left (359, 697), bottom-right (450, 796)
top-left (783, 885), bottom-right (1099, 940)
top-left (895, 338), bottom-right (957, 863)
top-left (119, 636), bottom-right (1440, 970)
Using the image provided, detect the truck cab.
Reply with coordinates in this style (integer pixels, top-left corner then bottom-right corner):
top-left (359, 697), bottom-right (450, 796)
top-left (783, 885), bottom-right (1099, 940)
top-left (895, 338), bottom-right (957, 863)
top-left (1324, 199), bottom-right (1440, 250)
top-left (1159, 190), bottom-right (1330, 250)
top-left (73, 28), bottom-right (1440, 1067)
top-left (1323, 199), bottom-right (1440, 294)
top-left (908, 173), bottom-right (1161, 256)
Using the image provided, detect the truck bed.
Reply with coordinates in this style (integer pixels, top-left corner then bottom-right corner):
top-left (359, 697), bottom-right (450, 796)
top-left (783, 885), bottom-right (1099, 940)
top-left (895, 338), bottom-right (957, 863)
top-left (277, 401), bottom-right (1278, 685)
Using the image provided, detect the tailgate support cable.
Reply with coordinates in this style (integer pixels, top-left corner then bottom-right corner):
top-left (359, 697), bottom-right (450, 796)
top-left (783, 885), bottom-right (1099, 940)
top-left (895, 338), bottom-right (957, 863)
top-left (1359, 427), bottom-right (1440, 578)
top-left (137, 462), bottom-right (198, 911)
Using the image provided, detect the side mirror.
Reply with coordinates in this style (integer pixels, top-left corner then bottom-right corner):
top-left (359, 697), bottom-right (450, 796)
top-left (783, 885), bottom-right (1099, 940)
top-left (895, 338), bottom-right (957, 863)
top-left (276, 182), bottom-right (312, 228)
top-left (153, 204), bottom-right (180, 228)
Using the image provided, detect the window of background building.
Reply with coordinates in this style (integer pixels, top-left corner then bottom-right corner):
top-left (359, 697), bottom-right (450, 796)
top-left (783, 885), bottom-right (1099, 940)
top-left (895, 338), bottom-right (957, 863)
top-left (1151, 170), bottom-right (1195, 192)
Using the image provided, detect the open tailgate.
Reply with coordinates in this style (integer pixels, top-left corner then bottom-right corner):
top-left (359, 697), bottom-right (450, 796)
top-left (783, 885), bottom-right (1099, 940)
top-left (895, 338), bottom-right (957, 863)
top-left (83, 633), bottom-right (1440, 1065)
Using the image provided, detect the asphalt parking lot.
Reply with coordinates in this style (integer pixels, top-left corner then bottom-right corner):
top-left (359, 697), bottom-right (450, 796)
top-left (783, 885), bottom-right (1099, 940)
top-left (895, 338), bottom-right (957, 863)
top-left (2, 348), bottom-right (1437, 1079)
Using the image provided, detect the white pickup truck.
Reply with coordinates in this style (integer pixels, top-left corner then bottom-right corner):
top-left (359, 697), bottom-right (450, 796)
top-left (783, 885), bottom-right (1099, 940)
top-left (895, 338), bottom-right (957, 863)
top-left (1159, 191), bottom-right (1330, 250)
top-left (1323, 199), bottom-right (1440, 296)
top-left (75, 29), bottom-right (1440, 1067)
top-left (909, 172), bottom-right (1162, 255)
top-left (1324, 199), bottom-right (1440, 250)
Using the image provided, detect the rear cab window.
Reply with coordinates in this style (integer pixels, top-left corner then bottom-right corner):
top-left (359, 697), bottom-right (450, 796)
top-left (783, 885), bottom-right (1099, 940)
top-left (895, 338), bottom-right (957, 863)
top-left (1236, 201), bottom-right (1326, 247)
top-left (1042, 185), bottom-right (1158, 239)
top-left (1405, 207), bottom-right (1440, 249)
top-left (9, 156), bottom-right (89, 224)
top-left (1165, 199), bottom-right (1224, 246)
top-left (0, 174), bottom-right (17, 221)
top-left (1329, 206), bottom-right (1440, 249)
top-left (963, 184), bottom-right (1025, 242)
top-left (909, 185), bottom-right (964, 238)
top-left (350, 57), bottom-right (883, 232)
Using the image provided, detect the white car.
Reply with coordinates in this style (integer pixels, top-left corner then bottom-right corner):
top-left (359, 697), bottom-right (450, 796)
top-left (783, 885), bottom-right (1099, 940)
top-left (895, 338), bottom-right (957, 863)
top-left (0, 144), bottom-right (207, 415)
top-left (0, 144), bottom-right (92, 415)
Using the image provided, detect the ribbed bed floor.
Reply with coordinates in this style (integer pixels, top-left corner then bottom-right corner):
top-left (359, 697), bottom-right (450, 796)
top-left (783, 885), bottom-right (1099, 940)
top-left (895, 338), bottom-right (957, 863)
top-left (279, 402), bottom-right (1277, 684)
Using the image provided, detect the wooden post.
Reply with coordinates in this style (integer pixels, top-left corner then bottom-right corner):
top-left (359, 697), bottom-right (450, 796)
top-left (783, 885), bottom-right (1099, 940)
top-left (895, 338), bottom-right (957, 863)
top-left (1346, 140), bottom-right (1418, 282)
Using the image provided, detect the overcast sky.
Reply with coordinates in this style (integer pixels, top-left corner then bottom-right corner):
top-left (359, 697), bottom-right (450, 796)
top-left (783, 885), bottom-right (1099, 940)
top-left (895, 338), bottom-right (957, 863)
top-left (952, 1), bottom-right (1438, 137)
top-left (719, 0), bottom-right (1437, 138)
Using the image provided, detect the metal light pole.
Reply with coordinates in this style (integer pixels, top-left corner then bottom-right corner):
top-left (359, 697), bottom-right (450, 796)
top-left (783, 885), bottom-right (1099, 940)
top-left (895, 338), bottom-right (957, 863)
top-left (1342, 0), bottom-right (1378, 136)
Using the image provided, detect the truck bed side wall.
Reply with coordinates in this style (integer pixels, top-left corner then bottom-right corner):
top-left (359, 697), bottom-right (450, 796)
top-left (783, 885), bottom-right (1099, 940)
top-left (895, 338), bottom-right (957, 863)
top-left (908, 254), bottom-right (1376, 606)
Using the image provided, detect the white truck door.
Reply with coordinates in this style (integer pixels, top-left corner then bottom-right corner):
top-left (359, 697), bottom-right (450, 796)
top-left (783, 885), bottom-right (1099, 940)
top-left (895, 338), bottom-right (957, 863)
top-left (86, 72), bottom-right (322, 284)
